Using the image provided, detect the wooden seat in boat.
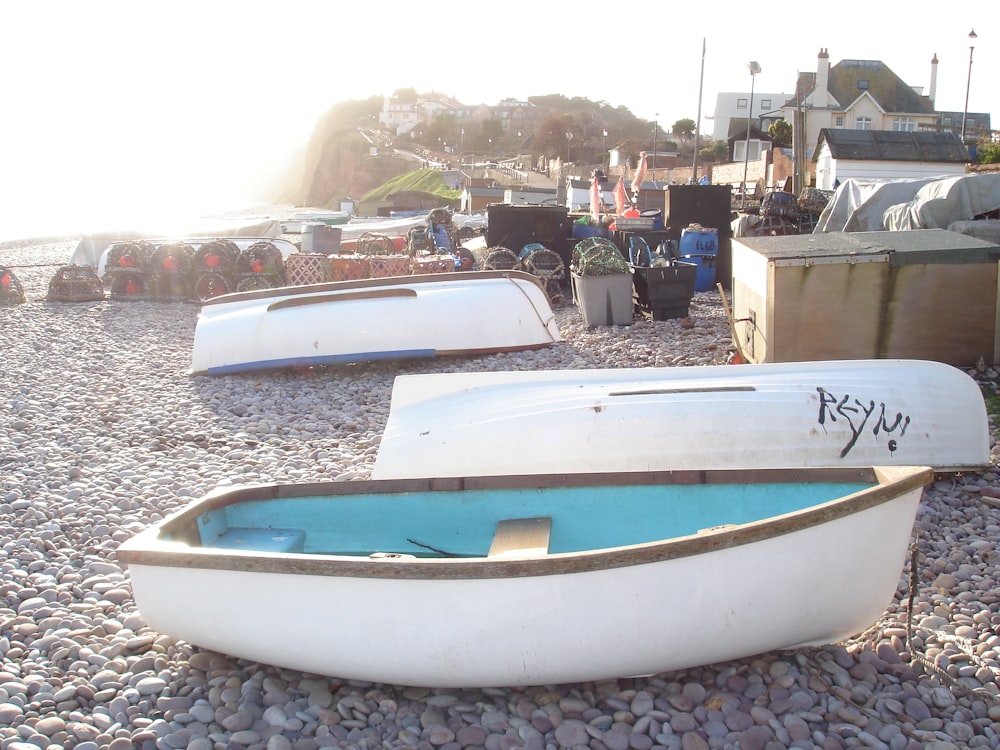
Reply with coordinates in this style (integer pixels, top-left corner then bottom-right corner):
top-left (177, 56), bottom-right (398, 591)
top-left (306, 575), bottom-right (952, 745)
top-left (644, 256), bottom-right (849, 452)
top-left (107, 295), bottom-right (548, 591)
top-left (488, 517), bottom-right (551, 559)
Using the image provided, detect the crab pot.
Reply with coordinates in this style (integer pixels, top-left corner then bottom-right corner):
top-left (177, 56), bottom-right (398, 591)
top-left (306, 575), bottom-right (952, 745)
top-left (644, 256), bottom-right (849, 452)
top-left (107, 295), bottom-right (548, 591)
top-left (147, 272), bottom-right (190, 301)
top-left (631, 261), bottom-right (697, 320)
top-left (193, 272), bottom-right (233, 301)
top-left (104, 270), bottom-right (147, 301)
top-left (0, 267), bottom-right (26, 304)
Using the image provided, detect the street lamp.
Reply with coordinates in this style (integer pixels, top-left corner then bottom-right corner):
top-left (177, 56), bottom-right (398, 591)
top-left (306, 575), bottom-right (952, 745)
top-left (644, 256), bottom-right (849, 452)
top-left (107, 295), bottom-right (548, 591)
top-left (961, 29), bottom-right (978, 144)
top-left (651, 115), bottom-right (658, 181)
top-left (742, 61), bottom-right (761, 208)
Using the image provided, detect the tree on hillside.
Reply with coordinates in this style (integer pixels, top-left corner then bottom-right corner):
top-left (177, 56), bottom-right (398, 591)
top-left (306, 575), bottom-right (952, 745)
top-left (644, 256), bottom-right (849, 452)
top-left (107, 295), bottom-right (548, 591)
top-left (535, 114), bottom-right (581, 159)
top-left (768, 120), bottom-right (792, 148)
top-left (671, 119), bottom-right (697, 142)
top-left (393, 88), bottom-right (418, 103)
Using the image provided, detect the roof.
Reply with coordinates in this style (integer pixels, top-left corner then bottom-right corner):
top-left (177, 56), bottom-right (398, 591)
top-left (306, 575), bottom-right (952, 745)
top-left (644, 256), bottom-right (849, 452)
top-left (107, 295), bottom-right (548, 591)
top-left (786, 59), bottom-right (935, 115)
top-left (813, 129), bottom-right (969, 162)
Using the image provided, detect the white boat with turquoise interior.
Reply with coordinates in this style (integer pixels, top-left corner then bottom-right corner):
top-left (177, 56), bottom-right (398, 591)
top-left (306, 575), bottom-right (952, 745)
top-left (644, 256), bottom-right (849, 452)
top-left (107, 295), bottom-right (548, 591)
top-left (373, 359), bottom-right (988, 478)
top-left (118, 465), bottom-right (931, 687)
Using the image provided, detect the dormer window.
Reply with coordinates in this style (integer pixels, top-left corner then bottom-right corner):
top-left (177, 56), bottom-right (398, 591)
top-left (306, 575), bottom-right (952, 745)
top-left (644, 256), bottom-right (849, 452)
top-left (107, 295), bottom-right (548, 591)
top-left (858, 80), bottom-right (869, 90)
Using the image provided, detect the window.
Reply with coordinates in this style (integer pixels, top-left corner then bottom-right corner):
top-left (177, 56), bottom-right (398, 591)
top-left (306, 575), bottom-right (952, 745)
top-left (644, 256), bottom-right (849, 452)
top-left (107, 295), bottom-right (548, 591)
top-left (858, 80), bottom-right (869, 90)
top-left (835, 116), bottom-right (844, 127)
top-left (760, 99), bottom-right (771, 109)
top-left (855, 117), bottom-right (872, 130)
top-left (737, 98), bottom-right (748, 109)
top-left (943, 116), bottom-right (954, 125)
top-left (893, 117), bottom-right (916, 132)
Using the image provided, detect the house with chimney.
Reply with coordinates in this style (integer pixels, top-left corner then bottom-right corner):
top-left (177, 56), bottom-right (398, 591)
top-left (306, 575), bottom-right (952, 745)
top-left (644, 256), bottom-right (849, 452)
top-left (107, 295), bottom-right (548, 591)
top-left (781, 49), bottom-right (992, 189)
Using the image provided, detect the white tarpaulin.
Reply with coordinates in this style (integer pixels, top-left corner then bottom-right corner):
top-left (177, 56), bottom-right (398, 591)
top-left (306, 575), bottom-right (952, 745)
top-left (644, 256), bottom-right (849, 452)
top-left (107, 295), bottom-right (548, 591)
top-left (882, 174), bottom-right (1000, 231)
top-left (814, 173), bottom-right (1000, 234)
top-left (69, 216), bottom-right (283, 267)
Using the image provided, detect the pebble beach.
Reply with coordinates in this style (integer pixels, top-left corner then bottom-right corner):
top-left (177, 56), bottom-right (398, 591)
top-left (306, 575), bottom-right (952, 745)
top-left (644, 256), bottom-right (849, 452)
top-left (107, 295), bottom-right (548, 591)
top-left (3, 237), bottom-right (1000, 750)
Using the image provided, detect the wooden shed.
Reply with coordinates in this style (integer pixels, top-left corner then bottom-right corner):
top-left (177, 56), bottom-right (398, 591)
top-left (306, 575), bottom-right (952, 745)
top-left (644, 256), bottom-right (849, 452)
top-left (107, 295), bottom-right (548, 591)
top-left (731, 229), bottom-right (1000, 367)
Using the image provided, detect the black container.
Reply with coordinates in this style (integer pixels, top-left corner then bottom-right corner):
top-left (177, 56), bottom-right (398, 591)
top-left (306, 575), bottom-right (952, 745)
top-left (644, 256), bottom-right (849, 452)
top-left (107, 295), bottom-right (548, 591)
top-left (631, 260), bottom-right (697, 320)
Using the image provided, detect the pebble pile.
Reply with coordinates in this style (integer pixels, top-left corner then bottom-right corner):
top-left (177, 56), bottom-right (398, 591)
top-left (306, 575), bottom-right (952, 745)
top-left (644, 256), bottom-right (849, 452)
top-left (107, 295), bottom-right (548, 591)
top-left (2, 238), bottom-right (1000, 750)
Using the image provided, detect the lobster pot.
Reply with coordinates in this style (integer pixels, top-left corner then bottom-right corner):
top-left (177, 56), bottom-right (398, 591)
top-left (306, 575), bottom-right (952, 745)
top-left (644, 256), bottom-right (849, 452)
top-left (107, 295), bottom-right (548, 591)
top-left (104, 270), bottom-right (147, 300)
top-left (106, 240), bottom-right (154, 272)
top-left (328, 255), bottom-right (370, 282)
top-left (368, 255), bottom-right (412, 278)
top-left (481, 247), bottom-right (520, 271)
top-left (411, 256), bottom-right (453, 275)
top-left (761, 191), bottom-right (798, 219)
top-left (0, 267), bottom-right (26, 304)
top-left (47, 265), bottom-right (104, 302)
top-left (236, 275), bottom-right (282, 293)
top-left (193, 272), bottom-right (233, 301)
top-left (285, 254), bottom-right (331, 286)
top-left (193, 240), bottom-right (240, 275)
top-left (356, 232), bottom-right (398, 256)
top-left (149, 243), bottom-right (195, 275)
top-left (147, 272), bottom-right (191, 302)
top-left (238, 241), bottom-right (285, 280)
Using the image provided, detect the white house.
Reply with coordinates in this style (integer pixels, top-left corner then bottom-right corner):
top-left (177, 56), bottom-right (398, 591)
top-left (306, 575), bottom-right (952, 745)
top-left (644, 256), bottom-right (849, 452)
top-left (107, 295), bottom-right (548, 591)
top-left (708, 91), bottom-right (788, 142)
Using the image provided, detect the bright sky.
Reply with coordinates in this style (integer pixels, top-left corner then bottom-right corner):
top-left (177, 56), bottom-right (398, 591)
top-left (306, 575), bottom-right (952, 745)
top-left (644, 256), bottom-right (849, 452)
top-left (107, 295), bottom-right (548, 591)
top-left (1, 1), bottom-right (995, 241)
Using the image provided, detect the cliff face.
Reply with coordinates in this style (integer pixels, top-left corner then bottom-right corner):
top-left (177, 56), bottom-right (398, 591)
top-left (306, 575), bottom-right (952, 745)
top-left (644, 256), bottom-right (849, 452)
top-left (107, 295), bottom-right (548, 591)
top-left (302, 140), bottom-right (412, 208)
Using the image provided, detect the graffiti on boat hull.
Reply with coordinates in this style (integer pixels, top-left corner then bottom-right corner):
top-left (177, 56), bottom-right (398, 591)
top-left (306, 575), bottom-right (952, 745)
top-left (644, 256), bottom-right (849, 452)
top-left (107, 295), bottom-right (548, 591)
top-left (816, 387), bottom-right (911, 459)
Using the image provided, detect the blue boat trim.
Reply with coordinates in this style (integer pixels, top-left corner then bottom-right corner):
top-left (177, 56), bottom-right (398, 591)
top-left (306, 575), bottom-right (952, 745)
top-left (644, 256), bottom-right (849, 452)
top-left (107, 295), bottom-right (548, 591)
top-left (203, 349), bottom-right (438, 375)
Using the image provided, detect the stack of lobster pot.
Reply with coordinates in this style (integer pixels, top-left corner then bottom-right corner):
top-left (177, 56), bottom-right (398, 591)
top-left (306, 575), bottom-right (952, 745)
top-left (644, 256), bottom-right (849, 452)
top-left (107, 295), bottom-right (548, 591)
top-left (191, 239), bottom-right (241, 299)
top-left (147, 242), bottom-right (195, 300)
top-left (102, 240), bottom-right (155, 300)
top-left (235, 241), bottom-right (285, 292)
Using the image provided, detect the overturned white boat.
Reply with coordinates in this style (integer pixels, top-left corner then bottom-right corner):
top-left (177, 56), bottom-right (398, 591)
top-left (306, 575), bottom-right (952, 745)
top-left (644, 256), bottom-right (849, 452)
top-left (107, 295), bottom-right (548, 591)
top-left (191, 270), bottom-right (561, 375)
top-left (373, 359), bottom-right (989, 478)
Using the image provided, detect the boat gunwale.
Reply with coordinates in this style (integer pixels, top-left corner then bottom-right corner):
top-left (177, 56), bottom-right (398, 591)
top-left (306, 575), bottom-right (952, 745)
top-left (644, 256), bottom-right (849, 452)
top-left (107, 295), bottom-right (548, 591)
top-left (117, 466), bottom-right (932, 580)
top-left (198, 269), bottom-right (547, 307)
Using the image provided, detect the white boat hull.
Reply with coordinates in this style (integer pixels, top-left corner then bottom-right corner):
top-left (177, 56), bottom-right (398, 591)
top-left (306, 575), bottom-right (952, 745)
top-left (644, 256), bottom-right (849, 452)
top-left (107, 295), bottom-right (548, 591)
top-left (373, 359), bottom-right (989, 477)
top-left (191, 271), bottom-right (561, 375)
top-left (119, 466), bottom-right (930, 687)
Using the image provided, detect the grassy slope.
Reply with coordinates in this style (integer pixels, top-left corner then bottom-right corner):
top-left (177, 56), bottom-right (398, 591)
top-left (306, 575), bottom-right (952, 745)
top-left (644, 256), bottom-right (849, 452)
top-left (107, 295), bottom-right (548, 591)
top-left (361, 169), bottom-right (461, 202)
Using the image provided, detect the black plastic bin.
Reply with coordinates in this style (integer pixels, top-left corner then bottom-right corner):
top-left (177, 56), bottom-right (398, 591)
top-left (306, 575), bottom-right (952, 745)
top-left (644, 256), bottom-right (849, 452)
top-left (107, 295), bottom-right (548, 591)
top-left (631, 260), bottom-right (697, 320)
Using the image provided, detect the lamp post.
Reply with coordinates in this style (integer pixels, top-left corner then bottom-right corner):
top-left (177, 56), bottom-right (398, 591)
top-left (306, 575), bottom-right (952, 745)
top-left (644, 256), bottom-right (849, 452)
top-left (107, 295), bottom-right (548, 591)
top-left (742, 61), bottom-right (761, 208)
top-left (651, 115), bottom-right (658, 182)
top-left (961, 29), bottom-right (978, 144)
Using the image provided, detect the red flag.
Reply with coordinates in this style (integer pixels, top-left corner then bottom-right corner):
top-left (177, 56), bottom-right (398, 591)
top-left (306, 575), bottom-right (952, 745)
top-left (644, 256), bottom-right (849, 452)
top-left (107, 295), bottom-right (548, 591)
top-left (590, 174), bottom-right (601, 223)
top-left (632, 151), bottom-right (647, 200)
top-left (613, 176), bottom-right (627, 216)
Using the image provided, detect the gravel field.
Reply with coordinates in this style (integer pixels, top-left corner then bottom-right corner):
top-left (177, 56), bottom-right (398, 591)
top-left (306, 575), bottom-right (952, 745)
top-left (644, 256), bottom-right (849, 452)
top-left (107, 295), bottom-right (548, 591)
top-left (2, 238), bottom-right (1000, 750)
